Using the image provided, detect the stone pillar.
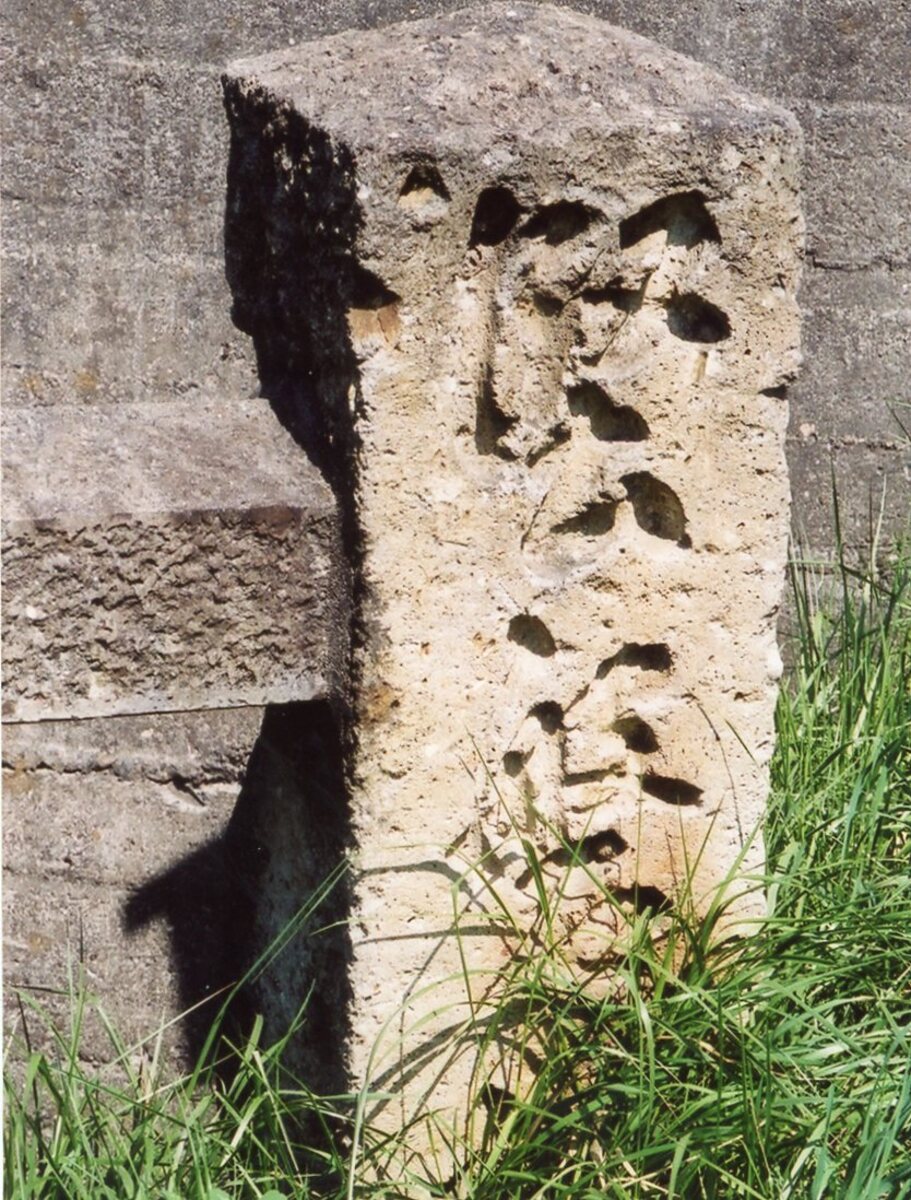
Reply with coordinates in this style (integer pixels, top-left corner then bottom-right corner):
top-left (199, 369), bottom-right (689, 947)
top-left (224, 0), bottom-right (802, 1128)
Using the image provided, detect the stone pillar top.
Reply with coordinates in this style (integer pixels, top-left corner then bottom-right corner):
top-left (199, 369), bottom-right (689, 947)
top-left (229, 2), bottom-right (798, 155)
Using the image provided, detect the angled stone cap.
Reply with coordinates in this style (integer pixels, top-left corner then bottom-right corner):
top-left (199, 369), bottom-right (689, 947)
top-left (228, 2), bottom-right (799, 152)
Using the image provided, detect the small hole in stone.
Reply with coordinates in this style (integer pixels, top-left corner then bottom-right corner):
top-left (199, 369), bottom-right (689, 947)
top-left (760, 385), bottom-right (787, 399)
top-left (611, 883), bottom-right (671, 914)
top-left (642, 774), bottom-right (703, 806)
top-left (621, 472), bottom-right (691, 547)
top-left (552, 500), bottom-right (618, 537)
top-left (581, 285), bottom-right (641, 314)
top-left (502, 750), bottom-right (526, 777)
top-left (475, 365), bottom-right (517, 458)
top-left (613, 715), bottom-right (659, 754)
top-left (531, 701), bottom-right (563, 734)
top-left (508, 614), bottom-right (557, 657)
top-left (469, 186), bottom-right (522, 246)
top-left (532, 291), bottom-right (564, 317)
top-left (349, 265), bottom-right (399, 310)
top-left (398, 161), bottom-right (450, 207)
top-left (567, 381), bottom-right (649, 441)
top-left (666, 292), bottom-right (730, 343)
top-left (563, 769), bottom-right (610, 786)
top-left (619, 190), bottom-right (720, 250)
top-left (546, 828), bottom-right (626, 869)
top-left (520, 200), bottom-right (593, 245)
top-left (580, 829), bottom-right (627, 861)
top-left (597, 643), bottom-right (673, 677)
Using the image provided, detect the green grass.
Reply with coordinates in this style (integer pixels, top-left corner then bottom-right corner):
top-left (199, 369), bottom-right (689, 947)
top-left (6, 543), bottom-right (911, 1199)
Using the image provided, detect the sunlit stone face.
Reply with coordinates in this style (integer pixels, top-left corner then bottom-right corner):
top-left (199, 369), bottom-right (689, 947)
top-left (224, 0), bottom-right (802, 1139)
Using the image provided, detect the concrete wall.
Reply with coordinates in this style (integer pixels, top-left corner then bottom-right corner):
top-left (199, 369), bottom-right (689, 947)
top-left (3, 0), bottom-right (908, 1060)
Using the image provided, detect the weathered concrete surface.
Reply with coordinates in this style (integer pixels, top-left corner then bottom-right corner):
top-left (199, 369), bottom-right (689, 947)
top-left (2, 397), bottom-right (344, 721)
top-left (4, 702), bottom-right (351, 1086)
top-left (2, 0), bottom-right (907, 559)
top-left (4, 701), bottom-right (351, 1087)
top-left (2, 394), bottom-right (347, 1067)
top-left (225, 0), bottom-right (802, 1123)
top-left (3, 708), bottom-right (262, 1066)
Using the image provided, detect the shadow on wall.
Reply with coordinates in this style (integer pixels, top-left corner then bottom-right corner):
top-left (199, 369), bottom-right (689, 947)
top-left (125, 81), bottom-right (372, 1093)
top-left (123, 701), bottom-right (353, 1095)
top-left (221, 75), bottom-right (368, 513)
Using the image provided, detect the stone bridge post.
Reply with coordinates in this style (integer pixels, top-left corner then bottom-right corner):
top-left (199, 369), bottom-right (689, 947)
top-left (224, 0), bottom-right (802, 1128)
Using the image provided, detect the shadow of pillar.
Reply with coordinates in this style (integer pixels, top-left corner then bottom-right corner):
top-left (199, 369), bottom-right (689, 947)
top-left (123, 700), bottom-right (353, 1096)
top-left (123, 83), bottom-right (368, 1097)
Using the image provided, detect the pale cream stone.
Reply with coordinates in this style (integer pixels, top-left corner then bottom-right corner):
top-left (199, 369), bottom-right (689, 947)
top-left (225, 0), bottom-right (802, 1139)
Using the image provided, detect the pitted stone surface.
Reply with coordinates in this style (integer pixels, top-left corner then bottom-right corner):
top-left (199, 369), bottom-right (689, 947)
top-left (2, 398), bottom-right (343, 721)
top-left (227, 0), bottom-right (802, 1126)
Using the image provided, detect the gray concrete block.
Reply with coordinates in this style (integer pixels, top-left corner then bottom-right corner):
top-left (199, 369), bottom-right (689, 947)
top-left (3, 59), bottom-right (225, 211)
top-left (4, 758), bottom-right (231, 885)
top-left (3, 709), bottom-right (257, 887)
top-left (1, 198), bottom-right (227, 286)
top-left (4, 872), bottom-right (183, 1067)
top-left (787, 438), bottom-right (911, 558)
top-left (797, 102), bottom-right (911, 270)
top-left (583, 0), bottom-right (911, 106)
top-left (3, 706), bottom-right (264, 781)
top-left (0, 56), bottom-right (259, 406)
top-left (2, 0), bottom-right (385, 65)
top-left (2, 398), bottom-right (343, 720)
top-left (1, 234), bottom-right (255, 407)
top-left (792, 265), bottom-right (911, 442)
top-left (762, 0), bottom-right (911, 106)
top-left (4, 701), bottom-right (347, 1072)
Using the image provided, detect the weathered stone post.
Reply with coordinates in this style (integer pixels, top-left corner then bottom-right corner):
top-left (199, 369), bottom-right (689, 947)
top-left (224, 0), bottom-right (801, 1129)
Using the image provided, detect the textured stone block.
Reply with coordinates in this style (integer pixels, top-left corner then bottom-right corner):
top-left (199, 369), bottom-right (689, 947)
top-left (2, 398), bottom-right (343, 720)
top-left (225, 0), bottom-right (802, 1123)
